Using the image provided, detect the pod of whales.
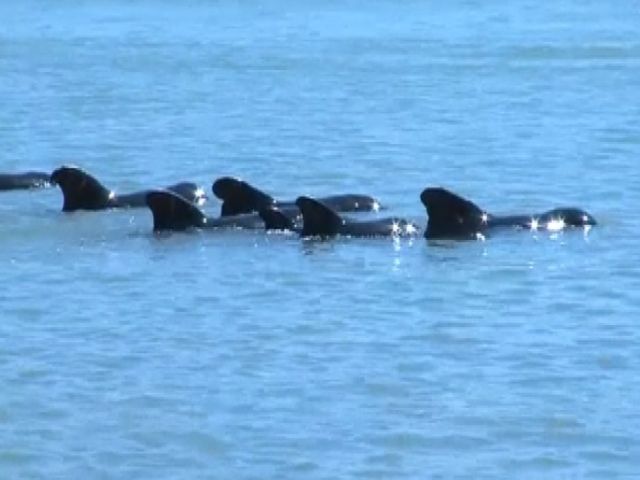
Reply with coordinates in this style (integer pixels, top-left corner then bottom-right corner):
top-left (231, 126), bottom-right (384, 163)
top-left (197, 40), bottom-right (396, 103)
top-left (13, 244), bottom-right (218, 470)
top-left (0, 171), bottom-right (53, 191)
top-left (146, 185), bottom-right (595, 240)
top-left (3, 164), bottom-right (597, 242)
top-left (51, 166), bottom-right (206, 212)
top-left (146, 189), bottom-right (416, 237)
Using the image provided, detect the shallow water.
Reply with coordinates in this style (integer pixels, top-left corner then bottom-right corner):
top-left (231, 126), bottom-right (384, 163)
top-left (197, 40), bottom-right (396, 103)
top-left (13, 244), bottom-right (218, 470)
top-left (1, 1), bottom-right (639, 478)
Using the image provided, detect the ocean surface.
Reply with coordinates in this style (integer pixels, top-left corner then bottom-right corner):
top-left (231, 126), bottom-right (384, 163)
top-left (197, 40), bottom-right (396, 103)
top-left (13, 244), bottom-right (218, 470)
top-left (1, 1), bottom-right (639, 478)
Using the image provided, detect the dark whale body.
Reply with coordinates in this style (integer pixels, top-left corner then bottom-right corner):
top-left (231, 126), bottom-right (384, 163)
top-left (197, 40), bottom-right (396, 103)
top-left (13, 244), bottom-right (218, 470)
top-left (420, 187), bottom-right (596, 240)
top-left (146, 190), bottom-right (264, 231)
top-left (51, 166), bottom-right (206, 212)
top-left (212, 177), bottom-right (381, 217)
top-left (260, 196), bottom-right (418, 238)
top-left (0, 171), bottom-right (53, 191)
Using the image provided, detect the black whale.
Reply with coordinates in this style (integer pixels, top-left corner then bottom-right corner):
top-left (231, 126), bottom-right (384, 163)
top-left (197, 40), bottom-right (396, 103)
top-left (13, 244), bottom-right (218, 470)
top-left (212, 177), bottom-right (381, 217)
top-left (0, 171), bottom-right (53, 191)
top-left (146, 189), bottom-right (264, 231)
top-left (420, 187), bottom-right (596, 240)
top-left (260, 196), bottom-right (418, 238)
top-left (51, 166), bottom-right (206, 212)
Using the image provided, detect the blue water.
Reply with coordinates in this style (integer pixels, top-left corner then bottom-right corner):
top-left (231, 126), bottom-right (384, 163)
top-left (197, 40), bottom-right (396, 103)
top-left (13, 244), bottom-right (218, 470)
top-left (1, 1), bottom-right (639, 478)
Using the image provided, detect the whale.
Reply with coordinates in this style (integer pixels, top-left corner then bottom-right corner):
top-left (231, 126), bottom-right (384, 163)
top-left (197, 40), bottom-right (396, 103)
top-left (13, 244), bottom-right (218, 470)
top-left (146, 189), bottom-right (264, 231)
top-left (0, 171), bottom-right (53, 191)
top-left (260, 196), bottom-right (419, 238)
top-left (51, 166), bottom-right (206, 212)
top-left (212, 176), bottom-right (381, 217)
top-left (420, 187), bottom-right (596, 240)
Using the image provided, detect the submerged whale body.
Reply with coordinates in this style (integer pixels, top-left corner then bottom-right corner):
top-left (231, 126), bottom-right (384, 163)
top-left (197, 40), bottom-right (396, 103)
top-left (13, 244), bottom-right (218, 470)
top-left (51, 166), bottom-right (206, 212)
top-left (420, 187), bottom-right (596, 240)
top-left (0, 171), bottom-right (53, 191)
top-left (212, 176), bottom-right (381, 217)
top-left (260, 196), bottom-right (418, 238)
top-left (146, 189), bottom-right (264, 231)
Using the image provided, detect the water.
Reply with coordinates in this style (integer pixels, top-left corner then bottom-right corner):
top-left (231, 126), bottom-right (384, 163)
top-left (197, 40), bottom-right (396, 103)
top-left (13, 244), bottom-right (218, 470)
top-left (1, 1), bottom-right (639, 478)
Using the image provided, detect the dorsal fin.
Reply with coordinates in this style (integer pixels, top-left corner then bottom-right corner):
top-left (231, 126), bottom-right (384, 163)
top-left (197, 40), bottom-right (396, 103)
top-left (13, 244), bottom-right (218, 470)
top-left (166, 182), bottom-right (207, 206)
top-left (295, 196), bottom-right (344, 237)
top-left (259, 207), bottom-right (295, 231)
top-left (212, 177), bottom-right (275, 216)
top-left (420, 187), bottom-right (488, 239)
top-left (146, 190), bottom-right (208, 231)
top-left (51, 166), bottom-right (113, 211)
